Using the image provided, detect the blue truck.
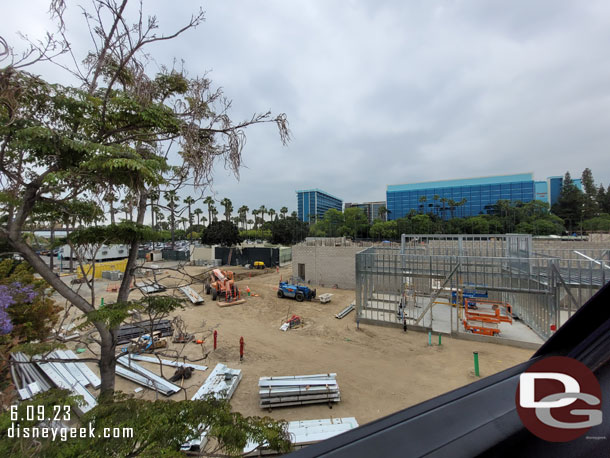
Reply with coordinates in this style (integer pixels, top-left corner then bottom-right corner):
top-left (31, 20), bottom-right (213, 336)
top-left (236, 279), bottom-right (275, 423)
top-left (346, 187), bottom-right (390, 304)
top-left (277, 281), bottom-right (316, 302)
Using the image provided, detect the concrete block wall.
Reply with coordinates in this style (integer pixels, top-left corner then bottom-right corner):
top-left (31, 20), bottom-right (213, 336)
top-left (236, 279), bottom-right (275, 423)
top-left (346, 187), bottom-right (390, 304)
top-left (292, 245), bottom-right (364, 289)
top-left (192, 245), bottom-right (216, 261)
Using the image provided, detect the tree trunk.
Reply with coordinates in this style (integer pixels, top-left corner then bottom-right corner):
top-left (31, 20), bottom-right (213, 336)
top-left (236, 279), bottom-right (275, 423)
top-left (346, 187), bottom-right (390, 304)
top-left (96, 324), bottom-right (116, 398)
top-left (110, 200), bottom-right (115, 225)
top-left (118, 191), bottom-right (148, 303)
top-left (49, 223), bottom-right (55, 271)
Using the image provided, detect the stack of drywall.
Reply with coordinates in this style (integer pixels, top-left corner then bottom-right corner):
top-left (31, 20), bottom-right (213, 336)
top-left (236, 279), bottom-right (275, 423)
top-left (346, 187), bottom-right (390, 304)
top-left (243, 417), bottom-right (359, 455)
top-left (259, 373), bottom-right (340, 409)
top-left (116, 355), bottom-right (181, 396)
top-left (181, 363), bottom-right (242, 452)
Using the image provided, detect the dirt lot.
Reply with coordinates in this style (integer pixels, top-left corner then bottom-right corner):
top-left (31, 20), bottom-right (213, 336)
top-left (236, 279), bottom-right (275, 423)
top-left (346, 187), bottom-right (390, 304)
top-left (56, 264), bottom-right (533, 427)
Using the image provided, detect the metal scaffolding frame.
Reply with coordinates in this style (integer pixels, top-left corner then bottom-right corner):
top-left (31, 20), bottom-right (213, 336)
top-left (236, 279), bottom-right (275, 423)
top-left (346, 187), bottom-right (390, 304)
top-left (356, 234), bottom-right (609, 341)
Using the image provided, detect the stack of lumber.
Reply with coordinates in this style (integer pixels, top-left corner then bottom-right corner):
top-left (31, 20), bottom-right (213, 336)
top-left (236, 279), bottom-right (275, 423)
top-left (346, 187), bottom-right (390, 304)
top-left (116, 319), bottom-right (173, 344)
top-left (259, 373), bottom-right (340, 409)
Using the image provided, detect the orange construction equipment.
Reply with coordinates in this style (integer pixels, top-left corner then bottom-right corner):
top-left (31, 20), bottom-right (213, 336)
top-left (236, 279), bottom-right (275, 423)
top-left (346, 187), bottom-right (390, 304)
top-left (205, 269), bottom-right (238, 300)
top-left (205, 269), bottom-right (246, 306)
top-left (462, 299), bottom-right (512, 337)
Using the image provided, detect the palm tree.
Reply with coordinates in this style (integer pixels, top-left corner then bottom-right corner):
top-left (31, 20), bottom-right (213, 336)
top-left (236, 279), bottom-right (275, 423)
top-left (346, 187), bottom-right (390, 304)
top-left (457, 198), bottom-right (467, 218)
top-left (268, 208), bottom-right (276, 222)
top-left (448, 199), bottom-right (457, 219)
top-left (178, 216), bottom-right (188, 231)
top-left (247, 219), bottom-right (254, 230)
top-left (251, 209), bottom-right (259, 229)
top-left (104, 191), bottom-right (119, 225)
top-left (183, 196), bottom-right (195, 242)
top-left (280, 206), bottom-right (288, 219)
top-left (149, 188), bottom-right (160, 231)
top-left (164, 190), bottom-right (179, 247)
top-left (377, 205), bottom-right (388, 221)
top-left (433, 195), bottom-right (440, 217)
top-left (211, 206), bottom-right (218, 222)
top-left (291, 211), bottom-right (297, 218)
top-left (439, 197), bottom-right (447, 220)
top-left (203, 196), bottom-right (215, 226)
top-left (155, 211), bottom-right (165, 231)
top-left (220, 197), bottom-right (233, 222)
top-left (418, 196), bottom-right (427, 214)
top-left (193, 208), bottom-right (203, 228)
top-left (258, 205), bottom-right (267, 224)
top-left (238, 205), bottom-right (249, 229)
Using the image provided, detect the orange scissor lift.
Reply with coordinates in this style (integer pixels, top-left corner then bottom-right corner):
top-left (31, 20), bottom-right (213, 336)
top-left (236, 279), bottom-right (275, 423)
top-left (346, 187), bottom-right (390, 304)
top-left (461, 298), bottom-right (513, 337)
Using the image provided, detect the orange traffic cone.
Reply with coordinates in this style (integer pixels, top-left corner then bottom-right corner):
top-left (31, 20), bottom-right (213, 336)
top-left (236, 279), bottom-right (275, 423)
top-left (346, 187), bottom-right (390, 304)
top-left (246, 286), bottom-right (251, 296)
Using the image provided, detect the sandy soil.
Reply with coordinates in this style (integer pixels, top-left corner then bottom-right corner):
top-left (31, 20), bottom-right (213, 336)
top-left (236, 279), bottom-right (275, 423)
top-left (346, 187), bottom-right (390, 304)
top-left (56, 264), bottom-right (533, 427)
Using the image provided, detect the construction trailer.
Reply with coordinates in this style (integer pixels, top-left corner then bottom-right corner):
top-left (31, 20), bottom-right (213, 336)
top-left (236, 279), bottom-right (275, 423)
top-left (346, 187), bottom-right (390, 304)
top-left (355, 234), bottom-right (609, 343)
top-left (59, 244), bottom-right (130, 261)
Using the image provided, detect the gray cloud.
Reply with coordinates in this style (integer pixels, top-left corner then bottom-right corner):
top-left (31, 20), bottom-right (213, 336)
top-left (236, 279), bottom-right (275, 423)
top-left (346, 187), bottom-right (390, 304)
top-left (5, 0), bottom-right (610, 219)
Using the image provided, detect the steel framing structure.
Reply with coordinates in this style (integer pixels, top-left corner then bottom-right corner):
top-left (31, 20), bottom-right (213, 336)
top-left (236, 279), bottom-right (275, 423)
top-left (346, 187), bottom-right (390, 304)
top-left (356, 234), bottom-right (609, 341)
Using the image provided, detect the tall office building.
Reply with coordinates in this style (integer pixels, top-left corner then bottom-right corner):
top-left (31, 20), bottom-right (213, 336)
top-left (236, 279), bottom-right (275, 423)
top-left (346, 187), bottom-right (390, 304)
top-left (344, 201), bottom-right (387, 224)
top-left (386, 173), bottom-right (582, 220)
top-left (296, 189), bottom-right (343, 223)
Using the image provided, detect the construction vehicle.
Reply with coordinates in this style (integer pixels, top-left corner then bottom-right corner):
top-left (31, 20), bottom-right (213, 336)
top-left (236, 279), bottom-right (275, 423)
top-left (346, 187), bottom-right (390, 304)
top-left (462, 299), bottom-right (513, 337)
top-left (277, 281), bottom-right (316, 302)
top-left (253, 261), bottom-right (265, 269)
top-left (205, 269), bottom-right (240, 301)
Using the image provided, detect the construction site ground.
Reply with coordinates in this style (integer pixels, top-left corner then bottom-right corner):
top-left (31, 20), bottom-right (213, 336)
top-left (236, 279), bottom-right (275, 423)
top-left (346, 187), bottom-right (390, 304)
top-left (52, 263), bottom-right (534, 427)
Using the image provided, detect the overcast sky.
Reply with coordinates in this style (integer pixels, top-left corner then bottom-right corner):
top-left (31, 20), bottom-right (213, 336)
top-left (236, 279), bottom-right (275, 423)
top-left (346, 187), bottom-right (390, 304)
top-left (5, 1), bottom-right (610, 219)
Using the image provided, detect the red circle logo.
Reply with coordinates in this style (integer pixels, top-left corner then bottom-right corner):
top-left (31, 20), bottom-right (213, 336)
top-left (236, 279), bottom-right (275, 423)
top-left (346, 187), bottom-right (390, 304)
top-left (516, 356), bottom-right (602, 442)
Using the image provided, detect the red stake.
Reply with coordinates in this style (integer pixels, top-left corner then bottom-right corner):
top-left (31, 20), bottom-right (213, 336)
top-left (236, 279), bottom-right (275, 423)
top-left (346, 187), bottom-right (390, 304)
top-left (213, 330), bottom-right (217, 350)
top-left (239, 336), bottom-right (244, 361)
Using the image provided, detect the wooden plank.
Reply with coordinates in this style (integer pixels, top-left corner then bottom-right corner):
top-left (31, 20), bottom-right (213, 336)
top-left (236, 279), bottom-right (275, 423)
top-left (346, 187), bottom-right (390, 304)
top-left (217, 299), bottom-right (246, 307)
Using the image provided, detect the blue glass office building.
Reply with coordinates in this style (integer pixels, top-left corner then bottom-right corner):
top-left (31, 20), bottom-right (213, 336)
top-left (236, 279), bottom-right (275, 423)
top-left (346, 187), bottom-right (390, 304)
top-left (387, 173), bottom-right (544, 220)
top-left (297, 189), bottom-right (343, 223)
